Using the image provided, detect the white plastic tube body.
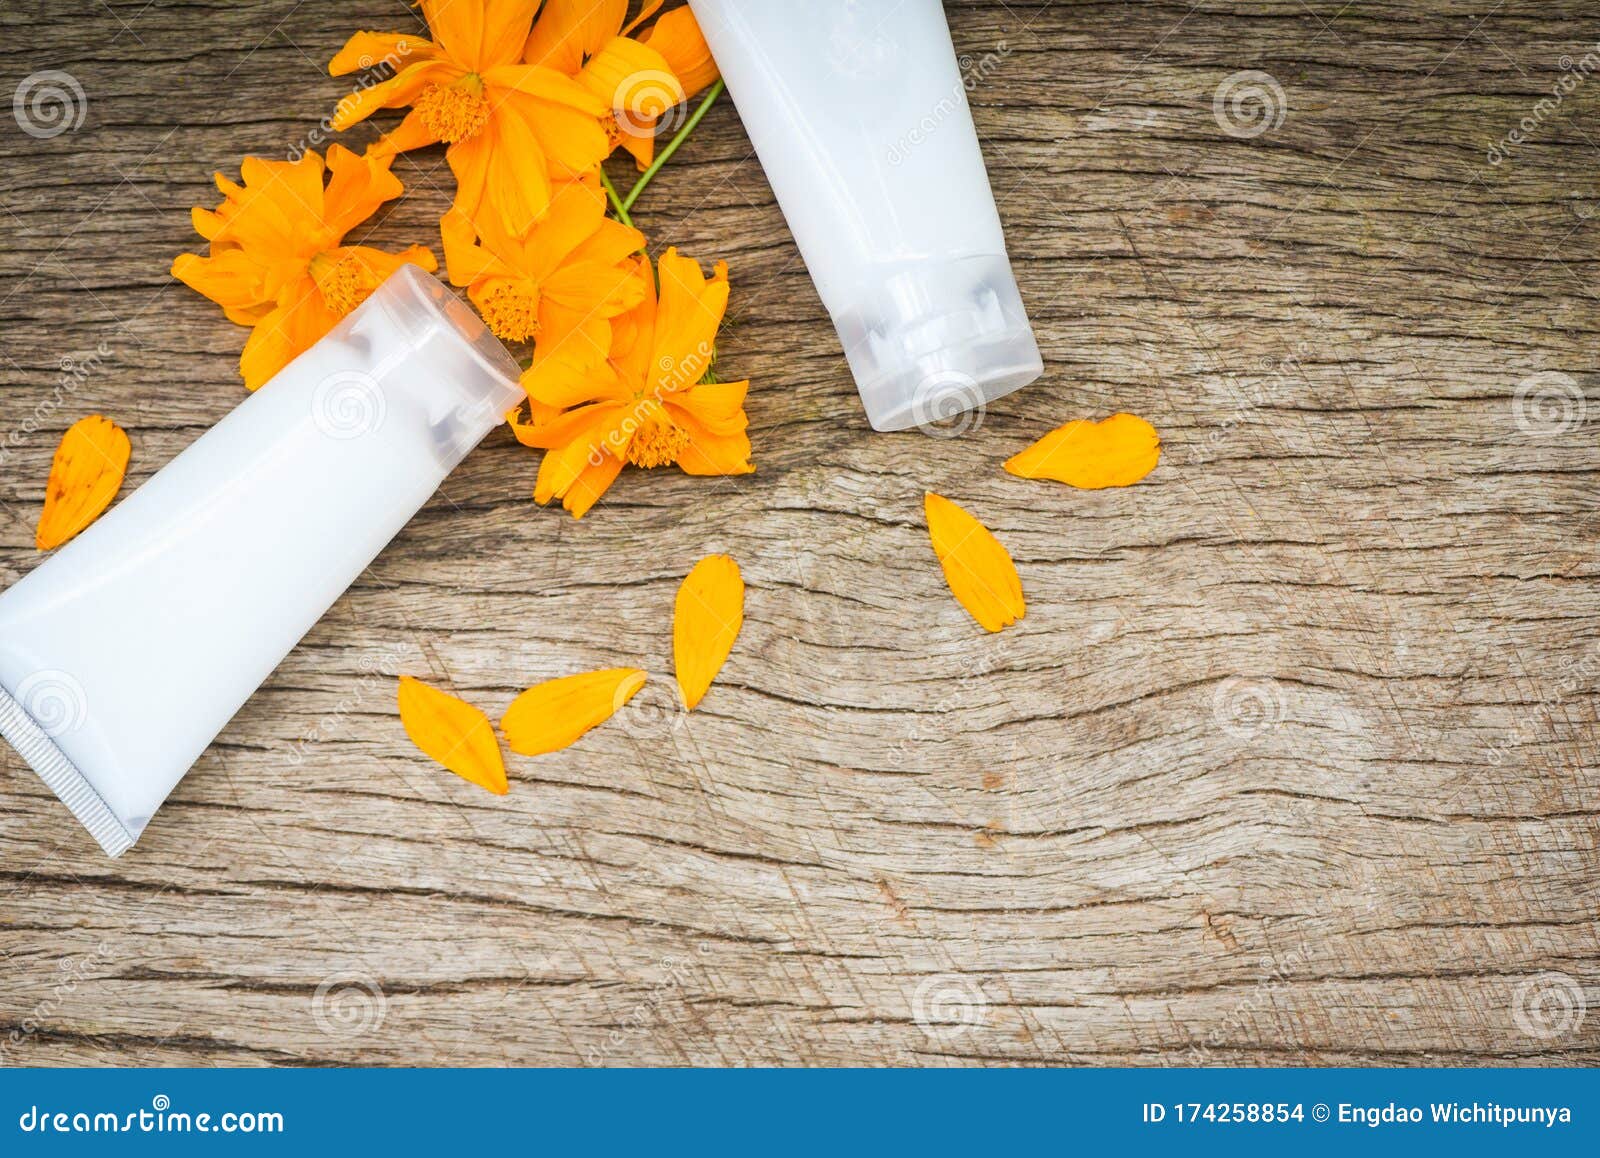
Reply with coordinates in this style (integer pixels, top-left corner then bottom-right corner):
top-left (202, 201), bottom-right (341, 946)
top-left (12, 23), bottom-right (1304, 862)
top-left (0, 266), bottom-right (523, 856)
top-left (687, 0), bottom-right (1042, 431)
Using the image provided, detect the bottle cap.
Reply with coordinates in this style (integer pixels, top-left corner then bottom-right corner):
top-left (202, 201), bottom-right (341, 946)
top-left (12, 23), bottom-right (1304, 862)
top-left (832, 255), bottom-right (1042, 433)
top-left (344, 263), bottom-right (526, 468)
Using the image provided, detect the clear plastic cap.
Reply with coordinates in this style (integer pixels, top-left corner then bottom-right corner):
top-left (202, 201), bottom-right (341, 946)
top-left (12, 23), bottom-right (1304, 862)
top-left (335, 263), bottom-right (526, 469)
top-left (831, 255), bottom-right (1043, 433)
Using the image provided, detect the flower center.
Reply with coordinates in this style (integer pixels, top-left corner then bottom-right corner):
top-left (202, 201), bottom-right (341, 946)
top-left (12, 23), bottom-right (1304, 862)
top-left (478, 282), bottom-right (542, 343)
top-left (308, 251), bottom-right (378, 317)
top-left (626, 416), bottom-right (690, 468)
top-left (599, 113), bottom-right (627, 148)
top-left (417, 74), bottom-right (491, 144)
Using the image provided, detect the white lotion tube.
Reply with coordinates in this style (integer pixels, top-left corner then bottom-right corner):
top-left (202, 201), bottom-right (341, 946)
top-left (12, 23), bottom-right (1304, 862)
top-left (0, 265), bottom-right (523, 856)
top-left (687, 0), bottom-right (1042, 431)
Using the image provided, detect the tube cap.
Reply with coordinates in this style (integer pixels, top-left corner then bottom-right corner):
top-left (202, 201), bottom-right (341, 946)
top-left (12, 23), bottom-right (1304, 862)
top-left (832, 255), bottom-right (1043, 433)
top-left (340, 263), bottom-right (526, 470)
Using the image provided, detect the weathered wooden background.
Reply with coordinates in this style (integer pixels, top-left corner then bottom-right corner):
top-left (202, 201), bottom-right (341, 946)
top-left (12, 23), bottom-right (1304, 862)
top-left (1, 0), bottom-right (1596, 1066)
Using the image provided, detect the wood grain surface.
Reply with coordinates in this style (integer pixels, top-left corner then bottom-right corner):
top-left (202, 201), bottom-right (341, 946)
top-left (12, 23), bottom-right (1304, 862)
top-left (1, 0), bottom-right (1597, 1066)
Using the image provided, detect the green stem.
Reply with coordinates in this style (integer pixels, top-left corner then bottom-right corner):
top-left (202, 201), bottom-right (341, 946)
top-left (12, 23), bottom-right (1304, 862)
top-left (621, 78), bottom-right (725, 213)
top-left (599, 167), bottom-right (633, 228)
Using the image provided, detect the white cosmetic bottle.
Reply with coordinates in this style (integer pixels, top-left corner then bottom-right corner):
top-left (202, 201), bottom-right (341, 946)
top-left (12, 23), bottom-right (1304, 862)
top-left (687, 0), bottom-right (1042, 431)
top-left (0, 265), bottom-right (524, 856)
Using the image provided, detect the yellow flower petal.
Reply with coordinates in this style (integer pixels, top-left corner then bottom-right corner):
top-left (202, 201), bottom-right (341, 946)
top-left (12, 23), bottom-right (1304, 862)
top-left (673, 555), bottom-right (744, 710)
top-left (328, 31), bottom-right (437, 78)
top-left (524, 0), bottom-right (628, 74)
top-left (578, 36), bottom-right (683, 117)
top-left (500, 668), bottom-right (646, 756)
top-left (924, 492), bottom-right (1025, 633)
top-left (36, 415), bottom-right (130, 550)
top-left (397, 675), bottom-right (508, 794)
top-left (642, 6), bottom-right (719, 97)
top-left (1003, 413), bottom-right (1161, 489)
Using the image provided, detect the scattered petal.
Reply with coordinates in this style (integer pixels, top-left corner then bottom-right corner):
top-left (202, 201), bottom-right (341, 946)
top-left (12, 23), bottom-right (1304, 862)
top-left (924, 492), bottom-right (1025, 633)
top-left (501, 668), bottom-right (646, 756)
top-left (36, 415), bottom-right (130, 550)
top-left (1003, 413), bottom-right (1160, 489)
top-left (397, 675), bottom-right (507, 794)
top-left (674, 555), bottom-right (744, 710)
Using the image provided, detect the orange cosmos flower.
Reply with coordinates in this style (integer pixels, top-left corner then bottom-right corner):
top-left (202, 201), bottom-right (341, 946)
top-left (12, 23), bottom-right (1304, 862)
top-left (171, 145), bottom-right (436, 390)
top-left (508, 248), bottom-right (753, 518)
top-left (328, 1), bottom-right (612, 236)
top-left (441, 177), bottom-right (645, 383)
top-left (523, 1), bottom-right (719, 169)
